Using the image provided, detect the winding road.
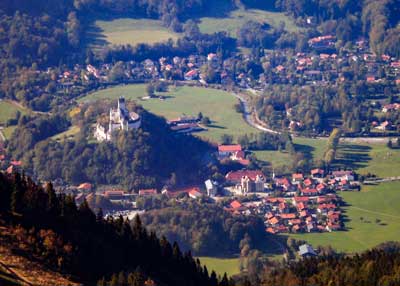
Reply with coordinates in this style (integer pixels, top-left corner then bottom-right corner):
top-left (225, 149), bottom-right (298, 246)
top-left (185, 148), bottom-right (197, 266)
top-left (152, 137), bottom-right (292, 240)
top-left (234, 89), bottom-right (395, 143)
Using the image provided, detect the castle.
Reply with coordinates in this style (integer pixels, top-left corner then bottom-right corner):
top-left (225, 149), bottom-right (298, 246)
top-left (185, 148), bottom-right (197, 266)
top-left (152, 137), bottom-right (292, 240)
top-left (94, 97), bottom-right (141, 142)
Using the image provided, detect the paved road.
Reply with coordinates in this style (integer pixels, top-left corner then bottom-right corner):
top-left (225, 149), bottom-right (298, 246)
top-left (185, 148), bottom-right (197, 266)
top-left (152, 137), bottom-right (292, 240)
top-left (235, 90), bottom-right (396, 143)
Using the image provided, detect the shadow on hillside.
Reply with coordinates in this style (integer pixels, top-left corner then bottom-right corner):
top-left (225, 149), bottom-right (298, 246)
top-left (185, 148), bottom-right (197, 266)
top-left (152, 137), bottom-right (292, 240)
top-left (294, 143), bottom-right (315, 161)
top-left (85, 24), bottom-right (109, 48)
top-left (208, 122), bottom-right (226, 129)
top-left (334, 144), bottom-right (372, 170)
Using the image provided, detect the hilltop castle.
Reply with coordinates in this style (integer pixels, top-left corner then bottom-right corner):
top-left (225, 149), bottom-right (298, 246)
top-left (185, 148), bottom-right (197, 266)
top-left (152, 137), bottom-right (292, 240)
top-left (94, 97), bottom-right (141, 142)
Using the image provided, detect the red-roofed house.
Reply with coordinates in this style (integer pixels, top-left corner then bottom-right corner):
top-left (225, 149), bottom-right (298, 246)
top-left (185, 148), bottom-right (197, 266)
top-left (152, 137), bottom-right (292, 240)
top-left (189, 188), bottom-right (203, 199)
top-left (297, 202), bottom-right (306, 211)
top-left (268, 216), bottom-right (279, 226)
top-left (104, 190), bottom-right (126, 200)
top-left (218, 145), bottom-right (242, 158)
top-left (302, 188), bottom-right (318, 196)
top-left (303, 178), bottom-right (313, 187)
top-left (293, 196), bottom-right (309, 205)
top-left (139, 189), bottom-right (158, 196)
top-left (292, 173), bottom-right (304, 183)
top-left (311, 168), bottom-right (324, 178)
top-left (225, 170), bottom-right (264, 183)
top-left (280, 213), bottom-right (296, 220)
top-left (78, 183), bottom-right (92, 191)
top-left (230, 200), bottom-right (242, 209)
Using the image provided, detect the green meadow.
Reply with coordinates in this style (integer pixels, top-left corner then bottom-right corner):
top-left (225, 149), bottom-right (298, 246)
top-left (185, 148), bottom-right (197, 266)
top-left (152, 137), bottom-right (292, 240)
top-left (79, 84), bottom-right (257, 143)
top-left (335, 141), bottom-right (400, 178)
top-left (88, 18), bottom-right (179, 48)
top-left (198, 257), bottom-right (240, 277)
top-left (288, 181), bottom-right (400, 252)
top-left (0, 101), bottom-right (25, 125)
top-left (197, 8), bottom-right (301, 37)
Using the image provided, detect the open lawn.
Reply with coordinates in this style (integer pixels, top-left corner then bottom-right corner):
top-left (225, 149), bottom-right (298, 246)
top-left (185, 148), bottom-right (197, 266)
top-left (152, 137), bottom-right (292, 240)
top-left (79, 84), bottom-right (257, 143)
top-left (198, 257), bottom-right (240, 277)
top-left (335, 142), bottom-right (400, 178)
top-left (51, 126), bottom-right (81, 142)
top-left (197, 8), bottom-right (301, 37)
top-left (2, 126), bottom-right (16, 140)
top-left (288, 181), bottom-right (400, 253)
top-left (87, 18), bottom-right (180, 48)
top-left (293, 137), bottom-right (327, 162)
top-left (254, 150), bottom-right (293, 169)
top-left (0, 101), bottom-right (25, 125)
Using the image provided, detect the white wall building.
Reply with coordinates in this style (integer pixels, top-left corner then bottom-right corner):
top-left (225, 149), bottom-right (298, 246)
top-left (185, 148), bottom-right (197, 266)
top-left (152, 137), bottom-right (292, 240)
top-left (94, 97), bottom-right (141, 142)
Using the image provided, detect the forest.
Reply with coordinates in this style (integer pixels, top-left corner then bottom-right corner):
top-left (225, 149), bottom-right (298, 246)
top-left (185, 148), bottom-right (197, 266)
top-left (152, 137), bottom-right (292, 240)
top-left (139, 198), bottom-right (268, 256)
top-left (0, 171), bottom-right (235, 285)
top-left (242, 241), bottom-right (400, 286)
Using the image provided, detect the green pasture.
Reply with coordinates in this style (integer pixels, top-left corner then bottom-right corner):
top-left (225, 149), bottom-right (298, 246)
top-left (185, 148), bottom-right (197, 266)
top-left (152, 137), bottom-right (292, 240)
top-left (198, 257), bottom-right (240, 277)
top-left (79, 84), bottom-right (257, 143)
top-left (197, 8), bottom-right (301, 37)
top-left (88, 18), bottom-right (180, 48)
top-left (335, 141), bottom-right (400, 178)
top-left (288, 181), bottom-right (400, 253)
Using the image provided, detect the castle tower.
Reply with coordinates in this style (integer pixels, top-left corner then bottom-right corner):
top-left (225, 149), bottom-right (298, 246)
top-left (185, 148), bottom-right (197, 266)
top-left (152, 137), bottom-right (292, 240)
top-left (118, 97), bottom-right (126, 112)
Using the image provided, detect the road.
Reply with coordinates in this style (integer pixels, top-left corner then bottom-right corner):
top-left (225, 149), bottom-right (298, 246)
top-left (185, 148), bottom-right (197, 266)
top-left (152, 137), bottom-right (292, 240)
top-left (233, 92), bottom-right (280, 134)
top-left (235, 89), bottom-right (395, 143)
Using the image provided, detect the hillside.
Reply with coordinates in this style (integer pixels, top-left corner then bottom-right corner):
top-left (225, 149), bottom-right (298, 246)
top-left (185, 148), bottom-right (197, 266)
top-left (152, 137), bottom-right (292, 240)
top-left (0, 172), bottom-right (229, 285)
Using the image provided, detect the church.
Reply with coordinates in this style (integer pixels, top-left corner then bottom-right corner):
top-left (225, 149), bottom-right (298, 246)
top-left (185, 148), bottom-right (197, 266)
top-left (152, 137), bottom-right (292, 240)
top-left (94, 97), bottom-right (141, 142)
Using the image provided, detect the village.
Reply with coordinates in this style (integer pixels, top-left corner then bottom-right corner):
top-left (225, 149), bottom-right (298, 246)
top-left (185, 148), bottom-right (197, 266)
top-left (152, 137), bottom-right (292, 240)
top-left (6, 33), bottom-right (399, 135)
top-left (0, 140), bottom-right (361, 238)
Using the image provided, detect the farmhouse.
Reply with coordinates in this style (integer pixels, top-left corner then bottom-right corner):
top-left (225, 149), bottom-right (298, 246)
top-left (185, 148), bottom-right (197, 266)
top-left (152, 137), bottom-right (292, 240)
top-left (94, 97), bottom-right (141, 142)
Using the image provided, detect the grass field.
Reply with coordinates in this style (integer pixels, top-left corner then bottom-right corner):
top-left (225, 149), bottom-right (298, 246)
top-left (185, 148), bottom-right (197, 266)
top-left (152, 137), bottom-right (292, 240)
top-left (88, 18), bottom-right (180, 48)
top-left (79, 84), bottom-right (257, 143)
top-left (288, 181), bottom-right (400, 253)
top-left (0, 101), bottom-right (24, 125)
top-left (51, 126), bottom-right (80, 142)
top-left (254, 150), bottom-right (293, 169)
top-left (198, 257), bottom-right (240, 277)
top-left (197, 8), bottom-right (300, 37)
top-left (254, 137), bottom-right (327, 169)
top-left (335, 141), bottom-right (400, 178)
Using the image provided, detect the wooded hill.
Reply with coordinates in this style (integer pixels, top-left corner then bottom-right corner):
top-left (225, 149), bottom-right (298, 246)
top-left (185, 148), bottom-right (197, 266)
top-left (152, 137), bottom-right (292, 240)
top-left (0, 171), bottom-right (233, 285)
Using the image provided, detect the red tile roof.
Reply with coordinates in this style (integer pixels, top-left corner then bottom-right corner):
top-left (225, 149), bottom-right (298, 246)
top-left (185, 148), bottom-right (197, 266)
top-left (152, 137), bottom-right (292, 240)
top-left (78, 183), bottom-right (92, 190)
top-left (230, 200), bottom-right (242, 209)
top-left (280, 213), bottom-right (296, 219)
top-left (292, 173), bottom-right (304, 180)
top-left (225, 170), bottom-right (263, 182)
top-left (139, 189), bottom-right (158, 196)
top-left (218, 145), bottom-right (242, 153)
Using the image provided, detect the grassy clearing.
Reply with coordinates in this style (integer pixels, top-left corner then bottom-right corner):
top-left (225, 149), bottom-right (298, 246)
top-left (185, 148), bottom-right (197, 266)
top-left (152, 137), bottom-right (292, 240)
top-left (51, 126), bottom-right (81, 142)
top-left (254, 150), bottom-right (293, 169)
top-left (198, 257), bottom-right (240, 277)
top-left (2, 126), bottom-right (17, 140)
top-left (288, 181), bottom-right (400, 253)
top-left (88, 18), bottom-right (179, 48)
top-left (197, 8), bottom-right (300, 37)
top-left (335, 142), bottom-right (400, 178)
top-left (0, 101), bottom-right (24, 125)
top-left (79, 84), bottom-right (257, 143)
top-left (293, 137), bottom-right (327, 162)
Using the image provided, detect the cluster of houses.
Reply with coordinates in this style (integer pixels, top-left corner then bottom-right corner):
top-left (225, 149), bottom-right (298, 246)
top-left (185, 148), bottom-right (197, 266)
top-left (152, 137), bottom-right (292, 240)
top-left (16, 33), bottom-right (397, 136)
top-left (216, 143), bottom-right (360, 234)
top-left (223, 168), bottom-right (355, 234)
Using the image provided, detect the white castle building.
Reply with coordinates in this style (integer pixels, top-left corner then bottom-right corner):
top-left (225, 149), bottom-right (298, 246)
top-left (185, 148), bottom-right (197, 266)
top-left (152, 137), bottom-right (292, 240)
top-left (94, 97), bottom-right (141, 142)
